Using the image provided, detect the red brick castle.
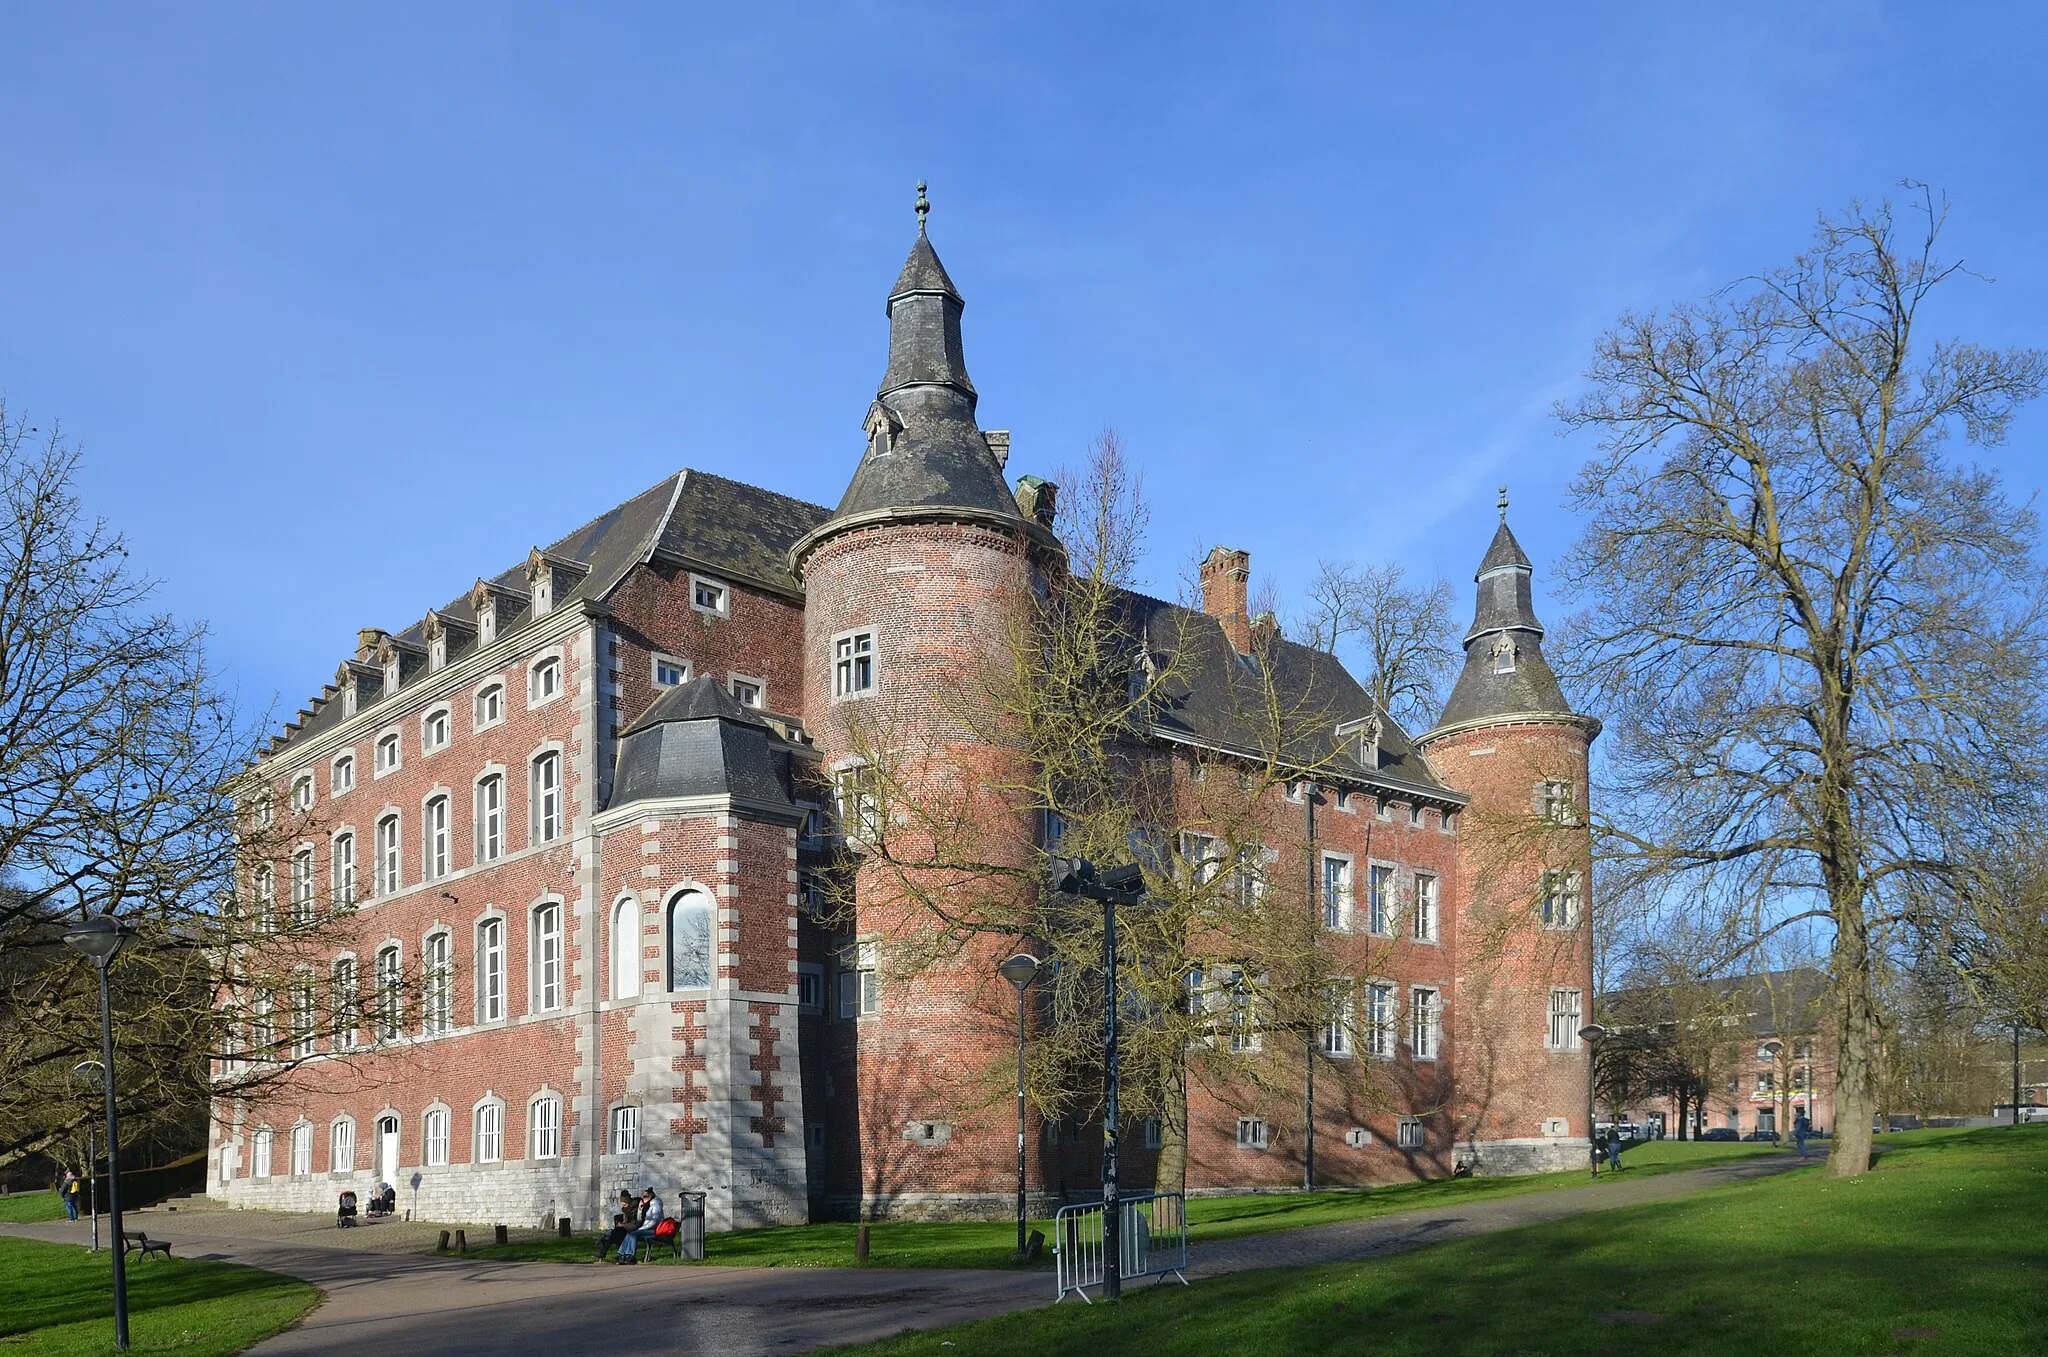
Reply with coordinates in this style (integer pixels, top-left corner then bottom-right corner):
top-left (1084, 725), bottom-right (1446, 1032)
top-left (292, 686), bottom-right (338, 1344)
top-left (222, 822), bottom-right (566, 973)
top-left (209, 207), bottom-right (1598, 1229)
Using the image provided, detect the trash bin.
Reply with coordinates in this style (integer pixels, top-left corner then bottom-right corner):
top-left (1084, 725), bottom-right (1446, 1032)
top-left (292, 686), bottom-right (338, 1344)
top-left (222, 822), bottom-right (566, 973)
top-left (676, 1192), bottom-right (706, 1261)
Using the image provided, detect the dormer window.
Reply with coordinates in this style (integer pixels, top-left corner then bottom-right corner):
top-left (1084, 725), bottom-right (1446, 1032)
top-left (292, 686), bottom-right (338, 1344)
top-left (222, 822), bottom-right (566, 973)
top-left (342, 685), bottom-right (358, 717)
top-left (375, 732), bottom-right (401, 775)
top-left (429, 631), bottom-right (447, 671)
top-left (1491, 635), bottom-right (1517, 674)
top-left (382, 653), bottom-right (401, 692)
top-left (691, 575), bottom-right (729, 617)
top-left (533, 573), bottom-right (553, 617)
top-left (478, 605), bottom-right (497, 645)
top-left (529, 657), bottom-right (562, 706)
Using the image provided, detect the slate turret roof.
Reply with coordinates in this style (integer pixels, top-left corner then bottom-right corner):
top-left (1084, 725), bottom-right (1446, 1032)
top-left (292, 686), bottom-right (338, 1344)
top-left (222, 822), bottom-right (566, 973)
top-left (608, 676), bottom-right (803, 814)
top-left (1431, 515), bottom-right (1579, 732)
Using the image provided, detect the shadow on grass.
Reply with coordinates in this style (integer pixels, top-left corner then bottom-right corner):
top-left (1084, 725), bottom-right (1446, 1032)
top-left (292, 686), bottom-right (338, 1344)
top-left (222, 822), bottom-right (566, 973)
top-left (0, 1239), bottom-right (304, 1336)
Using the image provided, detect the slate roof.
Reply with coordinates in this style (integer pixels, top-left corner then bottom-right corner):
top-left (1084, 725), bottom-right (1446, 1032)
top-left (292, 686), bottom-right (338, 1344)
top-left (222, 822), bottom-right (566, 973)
top-left (1119, 590), bottom-right (1457, 800)
top-left (609, 676), bottom-right (802, 813)
top-left (1601, 967), bottom-right (1829, 1038)
top-left (1433, 516), bottom-right (1578, 731)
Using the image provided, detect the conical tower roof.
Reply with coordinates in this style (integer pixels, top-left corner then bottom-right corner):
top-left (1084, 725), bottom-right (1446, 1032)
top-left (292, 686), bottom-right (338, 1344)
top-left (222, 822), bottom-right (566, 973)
top-left (1430, 508), bottom-right (1576, 732)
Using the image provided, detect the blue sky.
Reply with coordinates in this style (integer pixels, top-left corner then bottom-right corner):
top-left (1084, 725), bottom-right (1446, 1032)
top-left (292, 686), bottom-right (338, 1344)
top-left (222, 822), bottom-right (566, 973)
top-left (3, 2), bottom-right (2043, 729)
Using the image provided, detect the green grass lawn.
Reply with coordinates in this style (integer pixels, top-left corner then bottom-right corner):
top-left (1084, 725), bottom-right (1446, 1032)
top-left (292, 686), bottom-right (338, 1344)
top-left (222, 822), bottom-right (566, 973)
top-left (463, 1138), bottom-right (1775, 1270)
top-left (818, 1125), bottom-right (2048, 1357)
top-left (0, 1236), bottom-right (319, 1356)
top-left (0, 1189), bottom-right (68, 1224)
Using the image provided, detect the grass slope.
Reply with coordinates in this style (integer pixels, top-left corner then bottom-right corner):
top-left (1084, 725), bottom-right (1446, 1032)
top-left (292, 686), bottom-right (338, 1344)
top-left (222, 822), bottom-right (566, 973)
top-left (0, 1236), bottom-right (319, 1356)
top-left (464, 1139), bottom-right (1772, 1269)
top-left (817, 1126), bottom-right (2048, 1357)
top-left (0, 1189), bottom-right (68, 1224)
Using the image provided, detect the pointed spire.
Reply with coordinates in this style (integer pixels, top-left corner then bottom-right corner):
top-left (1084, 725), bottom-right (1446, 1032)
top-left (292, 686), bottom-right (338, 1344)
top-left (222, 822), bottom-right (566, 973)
top-left (1429, 503), bottom-right (1575, 731)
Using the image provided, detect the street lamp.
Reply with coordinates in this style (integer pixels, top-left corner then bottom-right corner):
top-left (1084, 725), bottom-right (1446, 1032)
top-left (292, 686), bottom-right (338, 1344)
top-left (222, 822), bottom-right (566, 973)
top-left (64, 914), bottom-right (136, 1351)
top-left (998, 952), bottom-right (1042, 1258)
top-left (71, 1062), bottom-right (104, 1253)
top-left (1578, 1023), bottom-right (1607, 1180)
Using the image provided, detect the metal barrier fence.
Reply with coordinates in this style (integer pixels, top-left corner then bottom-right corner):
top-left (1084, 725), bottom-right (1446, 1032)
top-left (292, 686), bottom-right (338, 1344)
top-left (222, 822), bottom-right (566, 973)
top-left (1052, 1192), bottom-right (1189, 1302)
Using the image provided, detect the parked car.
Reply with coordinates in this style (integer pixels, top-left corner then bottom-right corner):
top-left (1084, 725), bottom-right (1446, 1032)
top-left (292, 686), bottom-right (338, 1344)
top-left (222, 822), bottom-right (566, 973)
top-left (1741, 1130), bottom-right (1782, 1142)
top-left (1699, 1128), bottom-right (1740, 1142)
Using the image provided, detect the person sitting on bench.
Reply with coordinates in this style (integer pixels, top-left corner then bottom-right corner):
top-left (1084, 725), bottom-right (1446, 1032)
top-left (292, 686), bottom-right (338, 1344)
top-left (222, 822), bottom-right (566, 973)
top-left (594, 1191), bottom-right (637, 1260)
top-left (615, 1188), bottom-right (665, 1263)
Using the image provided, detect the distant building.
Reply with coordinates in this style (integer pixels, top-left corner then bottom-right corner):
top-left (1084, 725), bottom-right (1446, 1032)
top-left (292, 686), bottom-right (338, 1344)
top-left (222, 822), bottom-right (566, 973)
top-left (209, 208), bottom-right (1599, 1227)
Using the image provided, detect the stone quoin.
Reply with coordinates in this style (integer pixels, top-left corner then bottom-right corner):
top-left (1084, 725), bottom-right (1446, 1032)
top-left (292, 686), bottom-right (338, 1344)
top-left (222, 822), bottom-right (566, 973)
top-left (210, 202), bottom-right (1598, 1228)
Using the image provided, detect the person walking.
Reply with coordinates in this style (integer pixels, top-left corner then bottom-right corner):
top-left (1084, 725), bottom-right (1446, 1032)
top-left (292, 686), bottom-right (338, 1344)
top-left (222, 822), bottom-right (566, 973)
top-left (60, 1169), bottom-right (80, 1221)
top-left (1793, 1111), bottom-right (1810, 1158)
top-left (1605, 1131), bottom-right (1625, 1172)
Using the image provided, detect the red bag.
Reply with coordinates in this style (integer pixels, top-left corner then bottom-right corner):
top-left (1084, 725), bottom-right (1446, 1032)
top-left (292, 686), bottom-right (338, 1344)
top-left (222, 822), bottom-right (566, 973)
top-left (653, 1217), bottom-right (678, 1241)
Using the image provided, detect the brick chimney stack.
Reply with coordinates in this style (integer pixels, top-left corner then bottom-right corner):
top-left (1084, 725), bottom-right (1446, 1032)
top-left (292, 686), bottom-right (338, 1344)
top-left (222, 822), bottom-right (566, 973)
top-left (1200, 546), bottom-right (1252, 653)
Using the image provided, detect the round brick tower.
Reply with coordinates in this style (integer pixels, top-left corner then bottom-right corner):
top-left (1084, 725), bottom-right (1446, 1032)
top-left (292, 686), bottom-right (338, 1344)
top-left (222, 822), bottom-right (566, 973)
top-left (1417, 503), bottom-right (1601, 1174)
top-left (791, 202), bottom-right (1055, 1218)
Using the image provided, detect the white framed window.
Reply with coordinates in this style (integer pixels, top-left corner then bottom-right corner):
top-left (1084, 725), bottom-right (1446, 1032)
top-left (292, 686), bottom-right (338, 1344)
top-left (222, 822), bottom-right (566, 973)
top-left (332, 832), bottom-right (356, 908)
top-left (251, 989), bottom-right (276, 1055)
top-left (374, 944), bottom-right (402, 1041)
top-left (1143, 1117), bottom-right (1163, 1150)
top-left (252, 794), bottom-right (275, 830)
top-left (1548, 988), bottom-right (1583, 1050)
top-left (252, 864), bottom-right (275, 930)
top-left (474, 683), bottom-right (505, 731)
top-left (375, 732), bottom-right (402, 775)
top-left (1536, 779), bottom-right (1578, 825)
top-left (474, 1102), bottom-right (503, 1164)
top-left (252, 1127), bottom-right (274, 1179)
top-left (330, 956), bottom-right (358, 1050)
top-left (477, 917), bottom-right (505, 1023)
top-left (1235, 1117), bottom-right (1269, 1149)
top-left (652, 653), bottom-right (689, 688)
top-left (423, 932), bottom-right (452, 1035)
top-left (530, 1096), bottom-right (562, 1160)
top-left (528, 656), bottom-right (562, 706)
top-left (423, 796), bottom-right (450, 880)
top-left (797, 963), bottom-right (825, 1015)
top-left (290, 974), bottom-right (317, 1058)
top-left (839, 940), bottom-right (879, 1018)
top-left (1231, 844), bottom-right (1270, 909)
top-left (690, 574), bottom-right (729, 617)
top-left (1539, 870), bottom-right (1583, 929)
top-left (530, 752), bottom-right (562, 843)
top-left (291, 849), bottom-right (315, 924)
top-left (729, 674), bottom-right (764, 707)
top-left (1367, 864), bottom-right (1394, 934)
top-left (421, 707), bottom-right (451, 754)
top-left (1410, 986), bottom-right (1441, 1060)
top-left (1227, 971), bottom-right (1260, 1053)
top-left (1179, 831), bottom-right (1224, 885)
top-left (423, 1108), bottom-right (450, 1166)
top-left (475, 774), bottom-right (503, 862)
top-left (834, 762), bottom-right (882, 846)
top-left (1364, 982), bottom-right (1395, 1058)
top-left (1321, 853), bottom-right (1353, 930)
top-left (1398, 1117), bottom-right (1426, 1149)
top-left (290, 1122), bottom-right (313, 1176)
top-left (291, 775), bottom-right (314, 814)
top-left (1412, 873), bottom-right (1439, 943)
top-left (1321, 983), bottom-right (1352, 1056)
top-left (611, 1105), bottom-right (639, 1155)
top-left (376, 815), bottom-right (401, 896)
top-left (831, 628), bottom-right (875, 698)
top-left (533, 903), bottom-right (563, 1011)
top-left (330, 1118), bottom-right (355, 1173)
top-left (666, 891), bottom-right (711, 991)
top-left (332, 753), bottom-right (355, 795)
top-left (610, 896), bottom-right (641, 1000)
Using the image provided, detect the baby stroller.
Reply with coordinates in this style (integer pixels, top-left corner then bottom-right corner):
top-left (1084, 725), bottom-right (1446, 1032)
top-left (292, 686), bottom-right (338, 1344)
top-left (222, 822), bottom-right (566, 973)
top-left (337, 1191), bottom-right (359, 1228)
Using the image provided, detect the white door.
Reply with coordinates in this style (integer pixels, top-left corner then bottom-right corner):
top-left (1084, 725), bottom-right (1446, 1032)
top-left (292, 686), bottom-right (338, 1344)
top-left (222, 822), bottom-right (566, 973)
top-left (377, 1117), bottom-right (400, 1183)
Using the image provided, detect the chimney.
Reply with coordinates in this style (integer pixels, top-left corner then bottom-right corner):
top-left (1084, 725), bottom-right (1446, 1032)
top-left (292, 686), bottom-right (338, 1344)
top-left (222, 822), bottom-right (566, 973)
top-left (1200, 546), bottom-right (1252, 653)
top-left (983, 430), bottom-right (1010, 469)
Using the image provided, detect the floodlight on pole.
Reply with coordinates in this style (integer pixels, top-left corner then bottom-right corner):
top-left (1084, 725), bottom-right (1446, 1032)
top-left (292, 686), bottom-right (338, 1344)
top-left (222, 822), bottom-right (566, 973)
top-left (1578, 1024), bottom-right (1607, 1181)
top-left (63, 914), bottom-right (135, 1350)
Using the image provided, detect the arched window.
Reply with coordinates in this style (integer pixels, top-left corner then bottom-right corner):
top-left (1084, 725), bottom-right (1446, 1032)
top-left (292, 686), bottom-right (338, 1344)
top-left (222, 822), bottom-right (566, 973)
top-left (290, 1121), bottom-right (313, 1176)
top-left (529, 657), bottom-right (561, 705)
top-left (291, 775), bottom-right (314, 813)
top-left (475, 775), bottom-right (503, 862)
top-left (374, 945), bottom-right (402, 1041)
top-left (332, 753), bottom-right (355, 795)
top-left (423, 796), bottom-right (450, 880)
top-left (331, 956), bottom-right (358, 1050)
top-left (332, 832), bottom-right (356, 908)
top-left (476, 916), bottom-right (505, 1023)
top-left (252, 865), bottom-right (275, 931)
top-left (667, 891), bottom-right (712, 991)
top-left (423, 1107), bottom-right (450, 1166)
top-left (291, 849), bottom-right (315, 923)
top-left (473, 1101), bottom-right (503, 1163)
top-left (252, 1127), bottom-right (274, 1178)
top-left (611, 896), bottom-right (641, 1000)
top-left (530, 1095), bottom-right (562, 1160)
top-left (532, 904), bottom-right (563, 1011)
top-left (330, 1118), bottom-right (355, 1173)
top-left (530, 753), bottom-right (561, 842)
top-left (421, 707), bottom-right (450, 753)
top-left (376, 815), bottom-right (401, 895)
top-left (289, 972), bottom-right (317, 1058)
top-left (422, 932), bottom-right (452, 1034)
top-left (474, 684), bottom-right (504, 730)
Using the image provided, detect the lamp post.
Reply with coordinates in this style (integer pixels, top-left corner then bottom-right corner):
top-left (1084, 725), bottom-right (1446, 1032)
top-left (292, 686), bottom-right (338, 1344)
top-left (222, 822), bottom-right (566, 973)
top-left (1049, 856), bottom-right (1146, 1301)
top-left (72, 1062), bottom-right (104, 1253)
top-left (64, 914), bottom-right (136, 1351)
top-left (997, 953), bottom-right (1042, 1257)
top-left (1579, 1024), bottom-right (1607, 1180)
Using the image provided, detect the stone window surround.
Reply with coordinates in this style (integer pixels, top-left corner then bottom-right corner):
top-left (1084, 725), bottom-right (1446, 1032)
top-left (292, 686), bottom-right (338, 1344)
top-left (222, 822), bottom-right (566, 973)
top-left (331, 751), bottom-right (356, 795)
top-left (374, 730), bottom-right (403, 777)
top-left (420, 704), bottom-right (453, 756)
top-left (830, 626), bottom-right (877, 702)
top-left (689, 573), bottom-right (731, 618)
top-left (651, 652), bottom-right (690, 687)
top-left (474, 909), bottom-right (508, 1026)
top-left (526, 649), bottom-right (565, 709)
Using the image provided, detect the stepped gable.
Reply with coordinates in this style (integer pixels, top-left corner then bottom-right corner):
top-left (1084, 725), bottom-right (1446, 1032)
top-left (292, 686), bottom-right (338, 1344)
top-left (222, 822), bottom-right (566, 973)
top-left (1433, 515), bottom-right (1576, 731)
top-left (1118, 589), bottom-right (1456, 800)
top-left (608, 675), bottom-right (800, 812)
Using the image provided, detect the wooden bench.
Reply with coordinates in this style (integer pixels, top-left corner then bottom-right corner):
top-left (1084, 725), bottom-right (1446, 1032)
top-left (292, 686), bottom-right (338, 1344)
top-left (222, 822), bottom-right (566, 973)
top-left (121, 1232), bottom-right (172, 1261)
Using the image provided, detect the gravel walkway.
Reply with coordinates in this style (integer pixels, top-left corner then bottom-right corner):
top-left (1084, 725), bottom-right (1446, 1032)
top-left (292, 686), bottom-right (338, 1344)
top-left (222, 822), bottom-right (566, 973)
top-left (1, 1152), bottom-right (1820, 1355)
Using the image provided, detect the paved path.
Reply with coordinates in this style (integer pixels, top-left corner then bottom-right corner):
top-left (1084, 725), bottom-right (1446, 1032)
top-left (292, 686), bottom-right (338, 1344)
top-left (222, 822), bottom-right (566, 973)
top-left (1, 1153), bottom-right (1820, 1355)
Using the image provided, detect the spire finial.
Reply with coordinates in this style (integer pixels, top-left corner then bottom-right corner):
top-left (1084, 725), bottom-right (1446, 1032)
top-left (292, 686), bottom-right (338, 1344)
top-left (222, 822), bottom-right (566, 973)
top-left (1497, 484), bottom-right (1509, 522)
top-left (915, 180), bottom-right (929, 235)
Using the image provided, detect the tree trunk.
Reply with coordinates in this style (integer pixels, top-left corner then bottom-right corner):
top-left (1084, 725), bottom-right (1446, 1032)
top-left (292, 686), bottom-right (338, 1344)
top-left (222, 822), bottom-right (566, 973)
top-left (1829, 896), bottom-right (1879, 1176)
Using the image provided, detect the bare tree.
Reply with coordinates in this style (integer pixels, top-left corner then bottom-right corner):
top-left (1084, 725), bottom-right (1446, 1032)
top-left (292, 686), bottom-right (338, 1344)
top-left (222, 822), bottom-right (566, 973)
top-left (1554, 190), bottom-right (2048, 1176)
top-left (1296, 561), bottom-right (1456, 732)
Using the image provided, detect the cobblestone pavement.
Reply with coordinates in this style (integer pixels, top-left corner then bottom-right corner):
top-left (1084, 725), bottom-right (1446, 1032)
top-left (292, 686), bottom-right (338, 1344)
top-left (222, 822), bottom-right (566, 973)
top-left (1, 1152), bottom-right (1820, 1356)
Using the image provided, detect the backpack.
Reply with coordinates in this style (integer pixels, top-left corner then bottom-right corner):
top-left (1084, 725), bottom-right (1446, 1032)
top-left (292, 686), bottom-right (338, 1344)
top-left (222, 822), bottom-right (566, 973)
top-left (653, 1216), bottom-right (678, 1241)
